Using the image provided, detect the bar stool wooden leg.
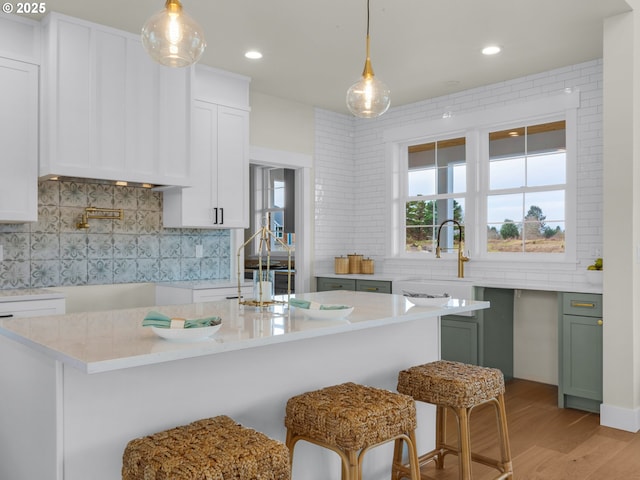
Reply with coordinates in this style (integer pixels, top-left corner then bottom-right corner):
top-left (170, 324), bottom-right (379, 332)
top-left (456, 407), bottom-right (473, 480)
top-left (434, 405), bottom-right (447, 469)
top-left (495, 394), bottom-right (513, 476)
top-left (391, 433), bottom-right (421, 480)
top-left (407, 431), bottom-right (421, 480)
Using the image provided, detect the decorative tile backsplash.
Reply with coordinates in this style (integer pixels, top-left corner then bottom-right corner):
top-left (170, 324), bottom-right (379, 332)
top-left (0, 180), bottom-right (230, 289)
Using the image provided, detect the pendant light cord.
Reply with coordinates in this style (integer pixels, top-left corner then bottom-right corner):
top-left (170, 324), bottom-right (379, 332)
top-left (366, 0), bottom-right (370, 36)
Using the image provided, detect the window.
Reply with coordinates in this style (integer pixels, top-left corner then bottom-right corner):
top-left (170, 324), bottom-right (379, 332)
top-left (390, 93), bottom-right (577, 263)
top-left (405, 137), bottom-right (466, 254)
top-left (485, 121), bottom-right (566, 254)
top-left (251, 166), bottom-right (295, 253)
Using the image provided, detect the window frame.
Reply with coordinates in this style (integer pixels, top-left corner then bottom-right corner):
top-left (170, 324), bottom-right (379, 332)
top-left (478, 114), bottom-right (576, 262)
top-left (401, 130), bottom-right (471, 257)
top-left (384, 91), bottom-right (579, 265)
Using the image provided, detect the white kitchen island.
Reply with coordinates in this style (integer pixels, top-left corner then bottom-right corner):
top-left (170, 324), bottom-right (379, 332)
top-left (0, 290), bottom-right (488, 480)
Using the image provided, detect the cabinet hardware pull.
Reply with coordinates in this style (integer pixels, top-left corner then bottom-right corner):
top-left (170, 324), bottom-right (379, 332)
top-left (0, 314), bottom-right (14, 318)
top-left (220, 208), bottom-right (224, 224)
top-left (365, 288), bottom-right (378, 291)
top-left (331, 284), bottom-right (342, 288)
top-left (213, 207), bottom-right (219, 224)
top-left (597, 319), bottom-right (603, 326)
top-left (570, 301), bottom-right (596, 308)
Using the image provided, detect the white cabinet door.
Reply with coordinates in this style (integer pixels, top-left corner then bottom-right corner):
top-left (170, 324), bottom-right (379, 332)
top-left (0, 298), bottom-right (66, 317)
top-left (0, 57), bottom-right (38, 223)
top-left (163, 102), bottom-right (249, 228)
top-left (40, 13), bottom-right (190, 186)
top-left (215, 106), bottom-right (249, 228)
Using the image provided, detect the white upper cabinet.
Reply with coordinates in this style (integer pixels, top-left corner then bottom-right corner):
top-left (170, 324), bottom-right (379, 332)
top-left (0, 14), bottom-right (40, 64)
top-left (0, 57), bottom-right (39, 223)
top-left (0, 15), bottom-right (39, 223)
top-left (163, 65), bottom-right (250, 229)
top-left (39, 13), bottom-right (191, 187)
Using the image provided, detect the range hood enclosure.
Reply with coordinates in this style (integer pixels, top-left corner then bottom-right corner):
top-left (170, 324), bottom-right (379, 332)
top-left (39, 12), bottom-right (192, 188)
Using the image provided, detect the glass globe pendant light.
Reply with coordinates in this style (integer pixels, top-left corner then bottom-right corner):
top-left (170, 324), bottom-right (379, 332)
top-left (141, 0), bottom-right (206, 68)
top-left (346, 0), bottom-right (390, 118)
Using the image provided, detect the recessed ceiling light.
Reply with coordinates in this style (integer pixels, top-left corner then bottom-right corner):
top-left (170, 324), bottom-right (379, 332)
top-left (482, 45), bottom-right (501, 56)
top-left (245, 50), bottom-right (263, 60)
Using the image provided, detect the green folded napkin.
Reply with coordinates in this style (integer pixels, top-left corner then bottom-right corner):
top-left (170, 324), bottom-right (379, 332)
top-left (142, 311), bottom-right (221, 329)
top-left (288, 299), bottom-right (350, 310)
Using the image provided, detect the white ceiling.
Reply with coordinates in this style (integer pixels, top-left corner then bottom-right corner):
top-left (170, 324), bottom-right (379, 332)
top-left (27, 0), bottom-right (631, 115)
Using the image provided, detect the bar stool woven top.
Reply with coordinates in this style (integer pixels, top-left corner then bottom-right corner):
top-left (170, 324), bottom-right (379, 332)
top-left (284, 382), bottom-right (416, 451)
top-left (122, 415), bottom-right (290, 480)
top-left (398, 360), bottom-right (505, 409)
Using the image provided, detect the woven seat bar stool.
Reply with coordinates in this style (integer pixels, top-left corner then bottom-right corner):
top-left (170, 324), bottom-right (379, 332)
top-left (284, 382), bottom-right (421, 480)
top-left (395, 361), bottom-right (513, 480)
top-left (122, 415), bottom-right (290, 480)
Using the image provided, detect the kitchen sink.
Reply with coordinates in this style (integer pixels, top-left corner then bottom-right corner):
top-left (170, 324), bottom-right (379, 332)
top-left (393, 279), bottom-right (475, 300)
top-left (393, 278), bottom-right (476, 316)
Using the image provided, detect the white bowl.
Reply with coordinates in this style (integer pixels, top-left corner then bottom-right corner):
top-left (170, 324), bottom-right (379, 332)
top-left (404, 295), bottom-right (450, 307)
top-left (301, 306), bottom-right (354, 320)
top-left (151, 324), bottom-right (221, 341)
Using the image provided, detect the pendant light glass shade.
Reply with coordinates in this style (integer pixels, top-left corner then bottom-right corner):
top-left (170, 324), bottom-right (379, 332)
top-left (346, 1), bottom-right (390, 118)
top-left (142, 0), bottom-right (206, 68)
top-left (346, 37), bottom-right (390, 118)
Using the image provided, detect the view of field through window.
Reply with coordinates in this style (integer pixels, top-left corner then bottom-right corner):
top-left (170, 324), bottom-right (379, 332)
top-left (405, 137), bottom-right (466, 253)
top-left (487, 121), bottom-right (566, 253)
top-left (404, 121), bottom-right (566, 254)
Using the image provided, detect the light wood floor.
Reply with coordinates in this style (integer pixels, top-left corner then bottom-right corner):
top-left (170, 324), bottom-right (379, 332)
top-left (418, 379), bottom-right (640, 480)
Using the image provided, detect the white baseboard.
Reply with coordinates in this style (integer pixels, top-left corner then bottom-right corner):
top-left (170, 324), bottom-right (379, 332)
top-left (600, 403), bottom-right (640, 432)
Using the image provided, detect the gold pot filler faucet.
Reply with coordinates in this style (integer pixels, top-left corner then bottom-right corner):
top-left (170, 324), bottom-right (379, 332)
top-left (76, 206), bottom-right (123, 229)
top-left (436, 219), bottom-right (470, 278)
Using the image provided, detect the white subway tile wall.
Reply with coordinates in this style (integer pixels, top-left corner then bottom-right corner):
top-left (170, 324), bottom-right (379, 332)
top-left (314, 60), bottom-right (603, 289)
top-left (0, 180), bottom-right (230, 289)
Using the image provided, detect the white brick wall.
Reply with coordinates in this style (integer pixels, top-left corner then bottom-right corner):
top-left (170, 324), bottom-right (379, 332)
top-left (314, 60), bottom-right (603, 290)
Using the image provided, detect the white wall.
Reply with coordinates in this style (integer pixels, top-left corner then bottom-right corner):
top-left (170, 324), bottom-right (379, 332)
top-left (600, 7), bottom-right (640, 432)
top-left (514, 290), bottom-right (559, 384)
top-left (314, 61), bottom-right (604, 290)
top-left (249, 91), bottom-right (315, 155)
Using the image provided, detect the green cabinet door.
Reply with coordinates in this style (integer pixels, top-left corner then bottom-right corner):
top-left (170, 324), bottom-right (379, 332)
top-left (558, 292), bottom-right (603, 413)
top-left (316, 277), bottom-right (391, 293)
top-left (355, 279), bottom-right (392, 294)
top-left (316, 277), bottom-right (356, 292)
top-left (441, 317), bottom-right (478, 365)
top-left (562, 314), bottom-right (603, 401)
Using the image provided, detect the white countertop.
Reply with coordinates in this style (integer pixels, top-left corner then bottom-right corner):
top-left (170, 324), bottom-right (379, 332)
top-left (0, 288), bottom-right (65, 302)
top-left (0, 291), bottom-right (488, 374)
top-left (155, 279), bottom-right (251, 290)
top-left (315, 272), bottom-right (603, 294)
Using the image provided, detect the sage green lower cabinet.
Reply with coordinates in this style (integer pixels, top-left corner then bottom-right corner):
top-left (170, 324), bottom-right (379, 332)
top-left (316, 277), bottom-right (391, 294)
top-left (316, 277), bottom-right (356, 292)
top-left (441, 317), bottom-right (478, 365)
top-left (558, 292), bottom-right (603, 413)
top-left (355, 279), bottom-right (392, 294)
top-left (441, 287), bottom-right (514, 379)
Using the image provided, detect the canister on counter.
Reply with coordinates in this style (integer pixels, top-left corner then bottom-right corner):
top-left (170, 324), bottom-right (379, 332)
top-left (348, 253), bottom-right (363, 274)
top-left (361, 258), bottom-right (374, 274)
top-left (334, 256), bottom-right (349, 274)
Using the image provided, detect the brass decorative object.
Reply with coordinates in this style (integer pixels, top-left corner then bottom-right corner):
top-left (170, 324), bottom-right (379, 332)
top-left (237, 224), bottom-right (292, 308)
top-left (76, 207), bottom-right (124, 230)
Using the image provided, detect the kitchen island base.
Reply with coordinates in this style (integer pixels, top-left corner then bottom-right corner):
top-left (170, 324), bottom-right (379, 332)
top-left (0, 313), bottom-right (439, 480)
